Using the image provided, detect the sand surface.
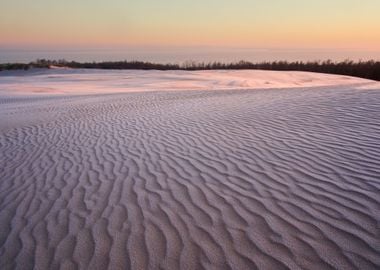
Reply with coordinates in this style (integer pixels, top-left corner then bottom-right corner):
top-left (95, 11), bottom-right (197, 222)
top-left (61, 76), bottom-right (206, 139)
top-left (0, 68), bottom-right (377, 95)
top-left (0, 69), bottom-right (379, 269)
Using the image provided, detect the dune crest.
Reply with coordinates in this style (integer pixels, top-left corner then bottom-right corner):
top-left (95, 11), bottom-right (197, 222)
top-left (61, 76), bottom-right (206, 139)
top-left (0, 69), bottom-right (374, 96)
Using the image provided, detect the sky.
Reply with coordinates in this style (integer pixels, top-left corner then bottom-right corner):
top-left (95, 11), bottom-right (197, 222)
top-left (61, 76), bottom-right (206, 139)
top-left (0, 0), bottom-right (379, 61)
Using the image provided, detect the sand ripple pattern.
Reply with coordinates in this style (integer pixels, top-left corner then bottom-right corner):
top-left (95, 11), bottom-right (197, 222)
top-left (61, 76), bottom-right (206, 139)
top-left (1, 86), bottom-right (380, 269)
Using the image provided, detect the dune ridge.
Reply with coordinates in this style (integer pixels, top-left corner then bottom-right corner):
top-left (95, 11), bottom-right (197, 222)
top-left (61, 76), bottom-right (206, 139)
top-left (0, 70), bottom-right (379, 269)
top-left (0, 69), bottom-right (377, 96)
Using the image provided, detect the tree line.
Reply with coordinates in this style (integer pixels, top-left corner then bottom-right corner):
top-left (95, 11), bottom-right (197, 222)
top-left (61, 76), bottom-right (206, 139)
top-left (1, 59), bottom-right (379, 81)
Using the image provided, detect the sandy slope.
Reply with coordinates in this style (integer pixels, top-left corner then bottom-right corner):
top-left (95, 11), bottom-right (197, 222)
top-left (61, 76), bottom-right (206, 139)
top-left (0, 68), bottom-right (378, 95)
top-left (0, 70), bottom-right (379, 270)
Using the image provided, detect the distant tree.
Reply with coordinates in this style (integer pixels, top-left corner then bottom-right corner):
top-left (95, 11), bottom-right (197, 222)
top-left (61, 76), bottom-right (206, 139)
top-left (1, 59), bottom-right (379, 81)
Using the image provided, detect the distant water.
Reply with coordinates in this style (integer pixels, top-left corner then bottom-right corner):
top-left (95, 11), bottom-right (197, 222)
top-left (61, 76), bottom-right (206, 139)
top-left (1, 47), bottom-right (379, 64)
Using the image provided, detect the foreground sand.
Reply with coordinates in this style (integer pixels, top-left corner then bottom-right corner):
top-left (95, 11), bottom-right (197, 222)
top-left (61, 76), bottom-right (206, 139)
top-left (0, 70), bottom-right (379, 269)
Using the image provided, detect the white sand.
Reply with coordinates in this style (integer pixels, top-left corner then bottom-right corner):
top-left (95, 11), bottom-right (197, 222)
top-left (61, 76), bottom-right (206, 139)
top-left (0, 68), bottom-right (377, 95)
top-left (0, 69), bottom-right (379, 269)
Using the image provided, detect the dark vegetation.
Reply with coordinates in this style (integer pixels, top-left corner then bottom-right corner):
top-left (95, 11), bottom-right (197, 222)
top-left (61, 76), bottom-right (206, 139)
top-left (1, 59), bottom-right (379, 81)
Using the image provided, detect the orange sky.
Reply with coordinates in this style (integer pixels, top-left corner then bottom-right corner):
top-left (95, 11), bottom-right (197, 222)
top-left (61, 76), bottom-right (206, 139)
top-left (1, 0), bottom-right (379, 51)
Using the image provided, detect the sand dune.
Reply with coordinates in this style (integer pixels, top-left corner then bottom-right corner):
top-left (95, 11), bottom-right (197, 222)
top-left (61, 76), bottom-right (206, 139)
top-left (0, 68), bottom-right (377, 95)
top-left (0, 70), bottom-right (379, 269)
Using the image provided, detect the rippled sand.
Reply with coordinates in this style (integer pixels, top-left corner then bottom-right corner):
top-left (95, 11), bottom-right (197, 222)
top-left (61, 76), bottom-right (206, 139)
top-left (0, 70), bottom-right (379, 269)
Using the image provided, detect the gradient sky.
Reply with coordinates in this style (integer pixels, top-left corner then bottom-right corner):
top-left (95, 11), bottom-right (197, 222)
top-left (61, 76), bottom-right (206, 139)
top-left (1, 0), bottom-right (379, 50)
